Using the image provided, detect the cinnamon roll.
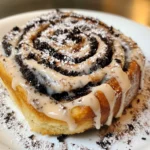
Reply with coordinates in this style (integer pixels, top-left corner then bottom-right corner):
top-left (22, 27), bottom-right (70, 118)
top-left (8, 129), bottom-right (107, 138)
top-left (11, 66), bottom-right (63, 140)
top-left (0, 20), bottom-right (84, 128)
top-left (0, 10), bottom-right (145, 135)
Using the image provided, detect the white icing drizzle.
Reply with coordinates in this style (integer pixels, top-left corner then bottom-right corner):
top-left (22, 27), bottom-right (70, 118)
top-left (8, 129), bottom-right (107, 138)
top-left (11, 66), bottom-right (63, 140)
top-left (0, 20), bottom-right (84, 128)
top-left (27, 83), bottom-right (101, 130)
top-left (24, 59), bottom-right (105, 93)
top-left (111, 66), bottom-right (131, 117)
top-left (130, 48), bottom-right (145, 88)
top-left (66, 92), bottom-right (101, 129)
top-left (93, 84), bottom-right (116, 125)
top-left (118, 34), bottom-right (145, 89)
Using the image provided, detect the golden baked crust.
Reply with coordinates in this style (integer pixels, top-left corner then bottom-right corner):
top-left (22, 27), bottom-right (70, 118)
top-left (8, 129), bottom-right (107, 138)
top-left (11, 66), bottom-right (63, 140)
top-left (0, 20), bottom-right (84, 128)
top-left (0, 10), bottom-right (145, 135)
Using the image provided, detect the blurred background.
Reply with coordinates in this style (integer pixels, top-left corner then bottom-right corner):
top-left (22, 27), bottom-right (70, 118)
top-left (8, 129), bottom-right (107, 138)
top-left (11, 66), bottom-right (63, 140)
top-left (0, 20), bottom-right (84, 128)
top-left (0, 0), bottom-right (150, 27)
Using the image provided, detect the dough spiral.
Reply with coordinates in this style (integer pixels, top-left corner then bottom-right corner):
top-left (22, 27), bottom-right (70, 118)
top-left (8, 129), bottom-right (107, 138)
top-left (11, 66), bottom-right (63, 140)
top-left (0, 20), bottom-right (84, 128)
top-left (0, 10), bottom-right (145, 134)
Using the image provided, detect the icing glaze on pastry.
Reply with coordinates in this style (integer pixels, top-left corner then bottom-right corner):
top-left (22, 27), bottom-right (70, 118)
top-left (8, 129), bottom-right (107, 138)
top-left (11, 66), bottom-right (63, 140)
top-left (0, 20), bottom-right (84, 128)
top-left (0, 10), bottom-right (145, 131)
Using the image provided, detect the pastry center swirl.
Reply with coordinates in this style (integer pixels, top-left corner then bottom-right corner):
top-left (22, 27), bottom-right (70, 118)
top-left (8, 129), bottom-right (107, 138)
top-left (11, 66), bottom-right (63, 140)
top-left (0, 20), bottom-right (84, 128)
top-left (2, 11), bottom-right (131, 101)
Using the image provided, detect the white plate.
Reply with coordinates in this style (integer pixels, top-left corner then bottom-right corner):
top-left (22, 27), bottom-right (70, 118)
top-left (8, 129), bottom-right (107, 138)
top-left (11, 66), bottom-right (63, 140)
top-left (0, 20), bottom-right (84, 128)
top-left (0, 9), bottom-right (150, 150)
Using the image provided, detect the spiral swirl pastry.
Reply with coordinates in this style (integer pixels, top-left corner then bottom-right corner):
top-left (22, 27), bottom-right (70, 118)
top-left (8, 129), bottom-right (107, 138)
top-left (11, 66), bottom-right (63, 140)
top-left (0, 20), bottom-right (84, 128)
top-left (0, 10), bottom-right (145, 135)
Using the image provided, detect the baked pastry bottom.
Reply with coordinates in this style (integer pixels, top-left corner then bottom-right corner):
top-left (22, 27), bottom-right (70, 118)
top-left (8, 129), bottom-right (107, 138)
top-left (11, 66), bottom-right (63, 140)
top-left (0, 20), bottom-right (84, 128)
top-left (0, 60), bottom-right (140, 135)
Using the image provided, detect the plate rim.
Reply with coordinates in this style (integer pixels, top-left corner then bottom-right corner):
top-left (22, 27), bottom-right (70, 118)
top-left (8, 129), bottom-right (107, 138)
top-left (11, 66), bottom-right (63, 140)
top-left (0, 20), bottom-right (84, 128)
top-left (0, 8), bottom-right (150, 31)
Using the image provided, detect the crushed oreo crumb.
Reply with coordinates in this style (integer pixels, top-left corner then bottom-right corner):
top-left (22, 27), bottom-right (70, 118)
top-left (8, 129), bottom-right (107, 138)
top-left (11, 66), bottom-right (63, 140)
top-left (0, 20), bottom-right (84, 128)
top-left (4, 111), bottom-right (15, 123)
top-left (57, 134), bottom-right (68, 142)
top-left (28, 134), bottom-right (35, 140)
top-left (127, 124), bottom-right (134, 131)
top-left (141, 137), bottom-right (146, 140)
top-left (127, 140), bottom-right (131, 145)
top-left (137, 99), bottom-right (140, 104)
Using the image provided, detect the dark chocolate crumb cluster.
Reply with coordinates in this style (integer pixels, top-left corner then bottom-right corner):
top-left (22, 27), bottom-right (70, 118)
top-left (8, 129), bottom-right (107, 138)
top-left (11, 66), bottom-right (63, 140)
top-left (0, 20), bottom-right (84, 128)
top-left (127, 124), bottom-right (134, 131)
top-left (4, 111), bottom-right (15, 124)
top-left (57, 134), bottom-right (68, 142)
